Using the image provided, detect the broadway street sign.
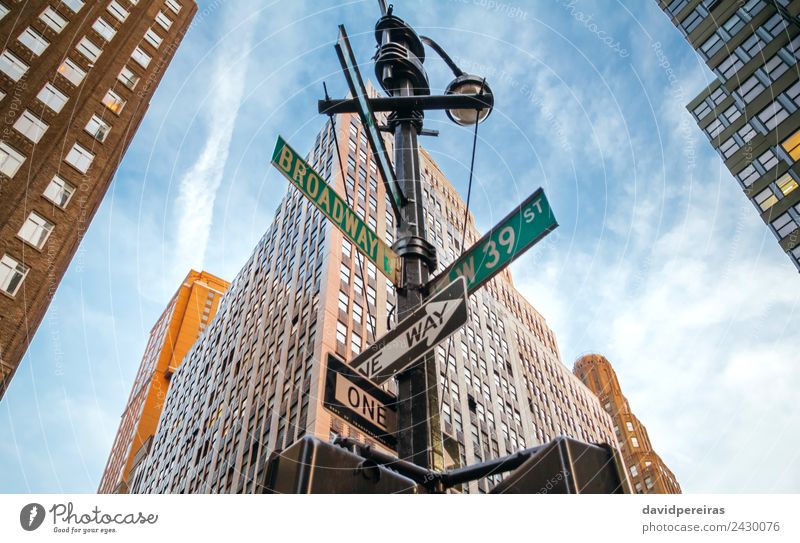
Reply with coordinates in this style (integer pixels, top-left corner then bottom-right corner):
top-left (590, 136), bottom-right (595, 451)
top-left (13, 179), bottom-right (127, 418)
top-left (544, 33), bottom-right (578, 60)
top-left (349, 277), bottom-right (468, 385)
top-left (323, 354), bottom-right (397, 448)
top-left (271, 135), bottom-right (400, 285)
top-left (428, 188), bottom-right (558, 296)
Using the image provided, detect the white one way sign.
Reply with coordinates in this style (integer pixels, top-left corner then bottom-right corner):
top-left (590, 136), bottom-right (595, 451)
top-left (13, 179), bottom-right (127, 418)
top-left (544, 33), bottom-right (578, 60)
top-left (349, 277), bottom-right (468, 385)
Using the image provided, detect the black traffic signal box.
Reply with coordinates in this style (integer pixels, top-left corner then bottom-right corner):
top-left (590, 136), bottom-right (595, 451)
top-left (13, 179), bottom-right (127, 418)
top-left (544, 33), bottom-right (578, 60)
top-left (490, 436), bottom-right (630, 494)
top-left (263, 436), bottom-right (423, 494)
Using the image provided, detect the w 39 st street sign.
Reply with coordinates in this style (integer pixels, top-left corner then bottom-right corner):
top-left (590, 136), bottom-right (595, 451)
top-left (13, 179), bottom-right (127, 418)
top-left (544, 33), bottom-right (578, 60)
top-left (428, 188), bottom-right (558, 296)
top-left (271, 136), bottom-right (400, 285)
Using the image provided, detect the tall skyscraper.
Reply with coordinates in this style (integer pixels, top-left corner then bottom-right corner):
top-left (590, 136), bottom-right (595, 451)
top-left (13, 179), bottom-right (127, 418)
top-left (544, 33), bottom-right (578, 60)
top-left (0, 0), bottom-right (198, 399)
top-left (98, 270), bottom-right (229, 494)
top-left (574, 354), bottom-right (681, 494)
top-left (131, 111), bottom-right (617, 495)
top-left (658, 0), bottom-right (800, 270)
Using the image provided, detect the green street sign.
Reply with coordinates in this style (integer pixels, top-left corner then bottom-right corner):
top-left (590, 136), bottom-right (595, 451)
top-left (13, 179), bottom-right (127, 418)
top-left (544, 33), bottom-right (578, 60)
top-left (271, 135), bottom-right (401, 285)
top-left (428, 188), bottom-right (558, 296)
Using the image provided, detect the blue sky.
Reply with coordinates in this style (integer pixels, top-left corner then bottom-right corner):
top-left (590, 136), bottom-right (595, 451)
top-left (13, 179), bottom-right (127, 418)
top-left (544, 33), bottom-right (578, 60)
top-left (2, 0), bottom-right (799, 493)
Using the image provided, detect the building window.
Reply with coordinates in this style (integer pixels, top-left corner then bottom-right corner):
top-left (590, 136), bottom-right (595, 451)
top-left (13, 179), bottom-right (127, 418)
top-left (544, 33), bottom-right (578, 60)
top-left (18, 212), bottom-right (54, 249)
top-left (102, 90), bottom-right (126, 114)
top-left (720, 104), bottom-right (740, 126)
top-left (118, 66), bottom-right (140, 90)
top-left (338, 290), bottom-right (348, 313)
top-left (781, 129), bottom-right (800, 162)
top-left (700, 33), bottom-right (723, 58)
top-left (155, 11), bottom-right (173, 31)
top-left (144, 28), bottom-right (163, 49)
top-left (336, 321), bottom-right (347, 344)
top-left (0, 254), bottom-right (28, 297)
top-left (721, 13), bottom-right (745, 36)
top-left (43, 175), bottom-right (75, 208)
top-left (754, 187), bottom-right (778, 211)
top-left (18, 27), bottom-right (50, 56)
top-left (339, 263), bottom-right (350, 284)
top-left (131, 47), bottom-right (151, 68)
top-left (62, 0), bottom-right (85, 13)
top-left (736, 164), bottom-right (760, 187)
top-left (716, 52), bottom-right (743, 80)
top-left (352, 302), bottom-right (362, 324)
top-left (771, 212), bottom-right (799, 239)
top-left (680, 6), bottom-right (705, 34)
top-left (757, 101), bottom-right (789, 131)
top-left (763, 12), bottom-right (787, 38)
top-left (630, 465), bottom-right (638, 477)
top-left (704, 119), bottom-right (724, 139)
top-left (40, 7), bottom-right (68, 33)
top-left (645, 476), bottom-right (654, 489)
top-left (342, 239), bottom-right (351, 257)
top-left (738, 33), bottom-right (765, 61)
top-left (736, 75), bottom-right (764, 104)
top-left (0, 3), bottom-right (8, 20)
top-left (107, 0), bottom-right (129, 22)
top-left (351, 332), bottom-right (361, 355)
top-left (0, 141), bottom-right (25, 178)
top-left (757, 149), bottom-right (779, 171)
top-left (631, 436), bottom-right (640, 448)
top-left (165, 0), bottom-right (182, 13)
top-left (14, 110), bottom-right (48, 143)
top-left (625, 421), bottom-right (634, 432)
top-left (719, 137), bottom-right (739, 159)
top-left (776, 173), bottom-right (799, 197)
top-left (692, 101), bottom-right (711, 120)
top-left (0, 50), bottom-right (28, 81)
top-left (65, 143), bottom-right (94, 173)
top-left (37, 83), bottom-right (69, 113)
top-left (92, 17), bottom-right (117, 41)
top-left (85, 114), bottom-right (111, 142)
top-left (76, 37), bottom-right (102, 63)
top-left (57, 58), bottom-right (86, 85)
top-left (764, 53), bottom-right (790, 82)
top-left (737, 123), bottom-right (756, 144)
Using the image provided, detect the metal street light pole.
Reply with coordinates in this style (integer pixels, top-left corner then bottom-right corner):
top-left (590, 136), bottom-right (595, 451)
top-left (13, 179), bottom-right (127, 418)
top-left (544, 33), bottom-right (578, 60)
top-left (374, 8), bottom-right (442, 470)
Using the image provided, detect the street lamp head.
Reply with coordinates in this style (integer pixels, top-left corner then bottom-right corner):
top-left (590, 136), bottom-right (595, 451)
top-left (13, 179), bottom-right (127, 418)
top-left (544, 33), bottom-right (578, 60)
top-left (445, 74), bottom-right (493, 126)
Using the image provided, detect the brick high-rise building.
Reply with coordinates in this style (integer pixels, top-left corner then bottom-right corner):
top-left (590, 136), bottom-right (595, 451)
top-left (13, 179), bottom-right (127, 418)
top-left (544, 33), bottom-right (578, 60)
top-left (657, 0), bottom-right (800, 270)
top-left (574, 354), bottom-right (681, 494)
top-left (131, 111), bottom-right (618, 494)
top-left (98, 270), bottom-right (229, 494)
top-left (0, 0), bottom-right (197, 399)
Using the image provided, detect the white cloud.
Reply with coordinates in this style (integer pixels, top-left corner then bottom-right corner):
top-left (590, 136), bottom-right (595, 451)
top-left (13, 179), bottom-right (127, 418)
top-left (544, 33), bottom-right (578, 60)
top-left (172, 7), bottom-right (258, 272)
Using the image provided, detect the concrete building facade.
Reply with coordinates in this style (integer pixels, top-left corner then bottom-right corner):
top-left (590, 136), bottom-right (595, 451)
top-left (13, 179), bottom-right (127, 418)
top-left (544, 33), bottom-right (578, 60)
top-left (658, 0), bottom-right (800, 270)
top-left (131, 111), bottom-right (617, 494)
top-left (574, 353), bottom-right (681, 494)
top-left (98, 270), bottom-right (229, 494)
top-left (0, 0), bottom-right (197, 399)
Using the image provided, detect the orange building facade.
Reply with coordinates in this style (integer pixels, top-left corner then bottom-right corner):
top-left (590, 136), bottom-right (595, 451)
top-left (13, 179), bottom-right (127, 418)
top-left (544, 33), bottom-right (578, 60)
top-left (98, 270), bottom-right (229, 494)
top-left (573, 354), bottom-right (681, 494)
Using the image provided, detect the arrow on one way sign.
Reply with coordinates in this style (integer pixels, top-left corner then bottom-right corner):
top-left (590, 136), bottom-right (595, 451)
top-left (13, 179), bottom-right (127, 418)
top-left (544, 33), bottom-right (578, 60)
top-left (348, 277), bottom-right (468, 385)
